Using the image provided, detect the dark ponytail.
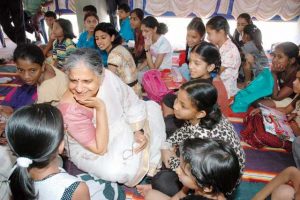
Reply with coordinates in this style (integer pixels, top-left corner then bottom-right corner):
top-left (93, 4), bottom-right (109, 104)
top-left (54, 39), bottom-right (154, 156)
top-left (207, 16), bottom-right (243, 60)
top-left (243, 24), bottom-right (264, 52)
top-left (180, 79), bottom-right (222, 129)
top-left (6, 104), bottom-right (64, 200)
top-left (157, 23), bottom-right (168, 35)
top-left (191, 41), bottom-right (221, 74)
top-left (142, 16), bottom-right (168, 35)
top-left (9, 167), bottom-right (35, 200)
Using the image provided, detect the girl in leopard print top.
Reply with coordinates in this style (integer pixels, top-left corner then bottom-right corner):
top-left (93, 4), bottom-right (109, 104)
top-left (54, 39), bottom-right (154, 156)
top-left (161, 79), bottom-right (245, 176)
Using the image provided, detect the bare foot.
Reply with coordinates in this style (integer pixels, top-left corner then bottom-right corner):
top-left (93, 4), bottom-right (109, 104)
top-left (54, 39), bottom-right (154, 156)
top-left (136, 184), bottom-right (152, 196)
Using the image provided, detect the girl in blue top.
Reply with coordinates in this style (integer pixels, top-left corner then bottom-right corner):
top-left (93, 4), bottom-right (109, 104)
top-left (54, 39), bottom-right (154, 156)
top-left (77, 12), bottom-right (99, 49)
top-left (77, 12), bottom-right (108, 67)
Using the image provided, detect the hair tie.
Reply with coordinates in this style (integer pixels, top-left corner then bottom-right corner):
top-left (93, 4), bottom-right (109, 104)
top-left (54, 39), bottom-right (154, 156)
top-left (16, 157), bottom-right (33, 168)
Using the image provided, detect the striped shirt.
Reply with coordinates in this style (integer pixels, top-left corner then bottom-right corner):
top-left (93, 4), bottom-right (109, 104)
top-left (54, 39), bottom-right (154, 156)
top-left (52, 38), bottom-right (76, 70)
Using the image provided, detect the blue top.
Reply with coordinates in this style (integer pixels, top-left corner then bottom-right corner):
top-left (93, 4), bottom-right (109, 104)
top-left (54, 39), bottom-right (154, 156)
top-left (76, 31), bottom-right (108, 67)
top-left (77, 31), bottom-right (96, 49)
top-left (119, 17), bottom-right (134, 42)
top-left (99, 50), bottom-right (108, 68)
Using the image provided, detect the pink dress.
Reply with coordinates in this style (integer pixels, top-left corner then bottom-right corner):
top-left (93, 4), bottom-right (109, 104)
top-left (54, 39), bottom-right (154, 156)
top-left (58, 103), bottom-right (96, 147)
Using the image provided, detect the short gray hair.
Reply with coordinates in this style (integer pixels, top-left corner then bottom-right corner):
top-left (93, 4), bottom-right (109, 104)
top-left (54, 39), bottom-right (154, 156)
top-left (64, 48), bottom-right (103, 76)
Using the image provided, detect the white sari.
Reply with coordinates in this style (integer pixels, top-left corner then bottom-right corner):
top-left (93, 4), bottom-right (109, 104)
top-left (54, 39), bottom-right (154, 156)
top-left (65, 70), bottom-right (166, 187)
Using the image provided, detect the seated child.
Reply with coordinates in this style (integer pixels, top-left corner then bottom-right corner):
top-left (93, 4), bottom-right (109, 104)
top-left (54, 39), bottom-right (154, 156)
top-left (5, 103), bottom-right (123, 200)
top-left (6, 104), bottom-right (90, 200)
top-left (145, 138), bottom-right (241, 200)
top-left (161, 80), bottom-right (245, 172)
top-left (138, 16), bottom-right (172, 77)
top-left (94, 22), bottom-right (141, 96)
top-left (77, 12), bottom-right (108, 66)
top-left (42, 11), bottom-right (57, 56)
top-left (130, 8), bottom-right (146, 64)
top-left (240, 24), bottom-right (268, 86)
top-left (206, 16), bottom-right (241, 98)
top-left (51, 18), bottom-right (76, 70)
top-left (179, 17), bottom-right (206, 81)
top-left (137, 80), bottom-right (245, 197)
top-left (162, 42), bottom-right (228, 136)
top-left (118, 3), bottom-right (134, 42)
top-left (0, 43), bottom-right (68, 134)
top-left (233, 13), bottom-right (253, 48)
top-left (77, 12), bottom-right (99, 49)
top-left (258, 42), bottom-right (299, 108)
top-left (242, 68), bottom-right (300, 150)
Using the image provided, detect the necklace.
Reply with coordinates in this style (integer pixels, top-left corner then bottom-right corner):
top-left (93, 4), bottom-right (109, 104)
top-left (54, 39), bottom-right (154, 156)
top-left (34, 171), bottom-right (65, 182)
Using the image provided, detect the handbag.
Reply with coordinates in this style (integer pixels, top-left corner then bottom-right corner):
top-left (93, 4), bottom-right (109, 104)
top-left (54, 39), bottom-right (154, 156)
top-left (142, 69), bottom-right (174, 103)
top-left (241, 112), bottom-right (292, 151)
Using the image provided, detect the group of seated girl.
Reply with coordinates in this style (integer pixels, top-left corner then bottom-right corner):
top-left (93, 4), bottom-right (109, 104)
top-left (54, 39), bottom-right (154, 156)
top-left (4, 103), bottom-right (241, 200)
top-left (0, 6), bottom-right (299, 200)
top-left (0, 45), bottom-right (245, 200)
top-left (0, 44), bottom-right (246, 200)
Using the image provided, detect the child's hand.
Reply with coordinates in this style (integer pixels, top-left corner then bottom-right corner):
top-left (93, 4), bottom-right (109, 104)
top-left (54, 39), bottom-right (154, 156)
top-left (144, 35), bottom-right (152, 50)
top-left (50, 32), bottom-right (56, 40)
top-left (272, 63), bottom-right (285, 72)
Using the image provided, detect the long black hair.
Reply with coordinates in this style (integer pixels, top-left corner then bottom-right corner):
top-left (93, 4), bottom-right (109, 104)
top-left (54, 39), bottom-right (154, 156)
top-left (6, 104), bottom-right (64, 200)
top-left (130, 8), bottom-right (144, 21)
top-left (94, 22), bottom-right (123, 48)
top-left (243, 24), bottom-right (264, 52)
top-left (181, 138), bottom-right (240, 197)
top-left (233, 13), bottom-right (252, 47)
top-left (55, 18), bottom-right (76, 40)
top-left (180, 79), bottom-right (221, 129)
top-left (141, 16), bottom-right (168, 35)
top-left (206, 16), bottom-right (241, 52)
top-left (191, 41), bottom-right (221, 74)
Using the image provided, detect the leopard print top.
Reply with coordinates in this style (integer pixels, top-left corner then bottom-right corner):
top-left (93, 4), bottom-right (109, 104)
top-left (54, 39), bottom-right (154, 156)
top-left (163, 116), bottom-right (245, 174)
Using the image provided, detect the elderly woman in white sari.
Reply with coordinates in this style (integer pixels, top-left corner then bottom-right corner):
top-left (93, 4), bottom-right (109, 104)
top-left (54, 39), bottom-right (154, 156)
top-left (58, 48), bottom-right (166, 187)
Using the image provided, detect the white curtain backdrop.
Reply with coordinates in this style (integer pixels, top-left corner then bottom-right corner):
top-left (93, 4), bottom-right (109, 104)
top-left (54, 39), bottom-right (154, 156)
top-left (232, 0), bottom-right (300, 21)
top-left (132, 0), bottom-right (144, 9)
top-left (145, 0), bottom-right (220, 18)
top-left (144, 0), bottom-right (300, 20)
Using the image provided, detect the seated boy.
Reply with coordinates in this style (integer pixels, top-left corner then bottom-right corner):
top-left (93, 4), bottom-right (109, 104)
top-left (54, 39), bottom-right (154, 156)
top-left (118, 3), bottom-right (134, 42)
top-left (42, 11), bottom-right (57, 56)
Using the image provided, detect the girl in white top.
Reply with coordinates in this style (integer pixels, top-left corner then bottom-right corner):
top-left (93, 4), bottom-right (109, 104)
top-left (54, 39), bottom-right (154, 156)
top-left (6, 104), bottom-right (90, 200)
top-left (206, 16), bottom-right (241, 98)
top-left (139, 16), bottom-right (172, 71)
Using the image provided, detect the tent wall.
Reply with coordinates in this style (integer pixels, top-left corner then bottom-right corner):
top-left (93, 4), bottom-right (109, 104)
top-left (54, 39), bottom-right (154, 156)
top-left (48, 0), bottom-right (299, 21)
